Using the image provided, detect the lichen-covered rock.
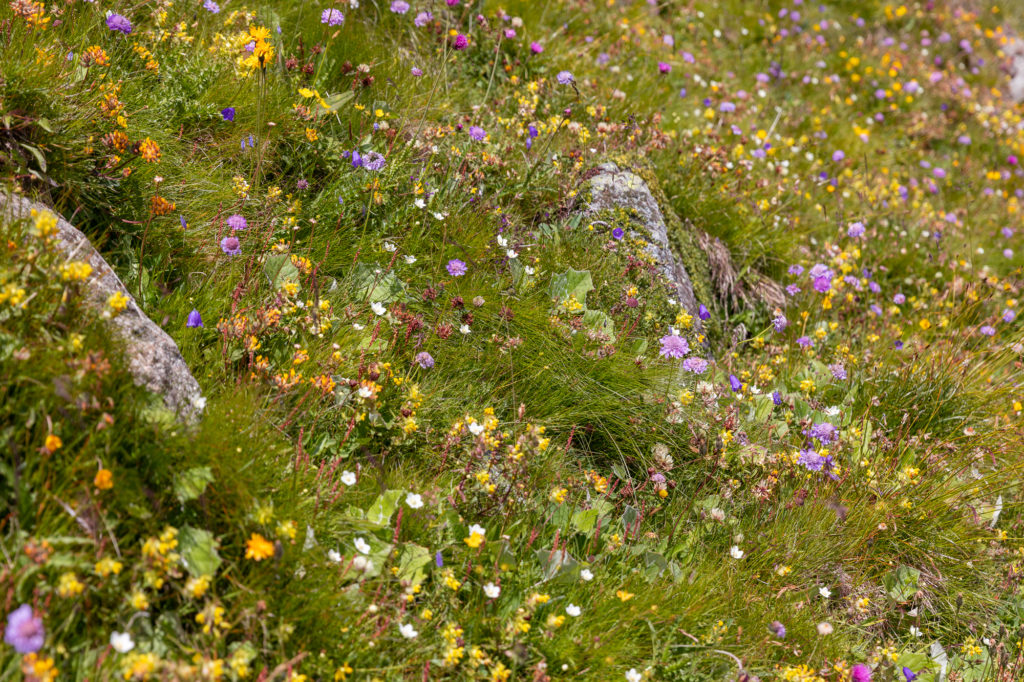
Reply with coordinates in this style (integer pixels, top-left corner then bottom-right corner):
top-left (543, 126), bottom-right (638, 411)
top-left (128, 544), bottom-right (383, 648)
top-left (585, 162), bottom-right (703, 324)
top-left (1, 193), bottom-right (204, 421)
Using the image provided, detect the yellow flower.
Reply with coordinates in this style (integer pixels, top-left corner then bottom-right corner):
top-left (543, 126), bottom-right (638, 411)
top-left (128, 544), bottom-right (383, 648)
top-left (334, 663), bottom-right (354, 681)
top-left (31, 208), bottom-right (57, 237)
top-left (108, 291), bottom-right (130, 314)
top-left (616, 589), bottom-right (635, 602)
top-left (43, 434), bottom-right (61, 452)
top-left (138, 137), bottom-right (161, 163)
top-left (61, 261), bottom-right (93, 282)
top-left (185, 575), bottom-right (211, 598)
top-left (245, 533), bottom-right (275, 561)
top-left (57, 571), bottom-right (85, 597)
top-left (95, 557), bottom-right (124, 577)
top-left (94, 468), bottom-right (114, 490)
top-left (21, 654), bottom-right (58, 682)
top-left (130, 590), bottom-right (150, 610)
top-left (464, 532), bottom-right (484, 549)
top-left (276, 520), bottom-right (297, 541)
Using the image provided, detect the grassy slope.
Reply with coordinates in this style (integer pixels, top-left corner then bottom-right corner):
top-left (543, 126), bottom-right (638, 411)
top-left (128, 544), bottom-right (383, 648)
top-left (2, 0), bottom-right (1024, 680)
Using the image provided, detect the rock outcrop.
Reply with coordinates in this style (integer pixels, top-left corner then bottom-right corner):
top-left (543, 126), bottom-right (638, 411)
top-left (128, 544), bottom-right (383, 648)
top-left (0, 193), bottom-right (204, 421)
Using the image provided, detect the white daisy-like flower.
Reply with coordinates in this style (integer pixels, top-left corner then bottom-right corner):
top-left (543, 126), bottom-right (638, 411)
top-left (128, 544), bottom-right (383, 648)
top-left (354, 537), bottom-right (371, 555)
top-left (404, 255), bottom-right (417, 264)
top-left (341, 470), bottom-right (357, 486)
top-left (414, 198), bottom-right (426, 208)
top-left (327, 549), bottom-right (342, 563)
top-left (580, 568), bottom-right (594, 581)
top-left (405, 492), bottom-right (423, 509)
top-left (468, 421), bottom-right (485, 436)
top-left (357, 386), bottom-right (374, 399)
top-left (819, 586), bottom-right (832, 599)
top-left (506, 249), bottom-right (518, 259)
top-left (383, 241), bottom-right (397, 252)
top-left (353, 322), bottom-right (365, 330)
top-left (371, 301), bottom-right (386, 316)
top-left (910, 626), bottom-right (922, 637)
top-left (483, 582), bottom-right (501, 599)
top-left (729, 545), bottom-right (744, 559)
top-left (352, 555), bottom-right (372, 572)
top-left (110, 631), bottom-right (135, 653)
top-left (459, 324), bottom-right (471, 334)
top-left (625, 669), bottom-right (642, 682)
top-left (497, 234), bottom-right (508, 247)
top-left (524, 265), bottom-right (535, 275)
top-left (565, 604), bottom-right (581, 617)
top-left (399, 622), bottom-right (418, 639)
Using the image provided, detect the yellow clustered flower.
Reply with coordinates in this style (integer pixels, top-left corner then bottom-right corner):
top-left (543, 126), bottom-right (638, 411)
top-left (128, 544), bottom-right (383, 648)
top-left (95, 557), bottom-right (124, 577)
top-left (57, 571), bottom-right (85, 597)
top-left (242, 25), bottom-right (274, 71)
top-left (108, 291), bottom-right (131, 314)
top-left (61, 261), bottom-right (93, 282)
top-left (245, 532), bottom-right (275, 561)
top-left (22, 654), bottom-right (58, 682)
top-left (185, 574), bottom-right (211, 599)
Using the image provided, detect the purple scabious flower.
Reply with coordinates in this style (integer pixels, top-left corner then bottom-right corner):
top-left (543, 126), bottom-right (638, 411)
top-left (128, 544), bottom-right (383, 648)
top-left (414, 352), bottom-right (434, 369)
top-left (1003, 309), bottom-right (1016, 323)
top-left (363, 151), bottom-right (386, 171)
top-left (850, 664), bottom-right (872, 682)
top-left (809, 263), bottom-right (833, 293)
top-left (453, 33), bottom-right (468, 50)
top-left (797, 449), bottom-right (824, 471)
top-left (728, 374), bottom-right (742, 392)
top-left (446, 259), bottom-right (467, 277)
top-left (227, 214), bottom-right (247, 230)
top-left (414, 11), bottom-right (433, 27)
top-left (828, 363), bottom-right (847, 381)
top-left (556, 70), bottom-right (574, 85)
top-left (4, 604), bottom-right (44, 654)
top-left (785, 284), bottom-right (801, 296)
top-left (768, 621), bottom-right (786, 639)
top-left (203, 0), bottom-right (220, 13)
top-left (220, 236), bottom-right (241, 256)
top-left (847, 221), bottom-right (865, 238)
top-left (468, 126), bottom-right (486, 142)
top-left (979, 325), bottom-right (996, 336)
top-left (795, 336), bottom-right (813, 347)
top-left (893, 293), bottom-right (906, 304)
top-left (186, 309), bottom-right (204, 328)
top-left (390, 0), bottom-right (410, 13)
top-left (221, 107), bottom-right (235, 121)
top-left (659, 334), bottom-right (690, 359)
top-left (321, 8), bottom-right (344, 25)
top-left (772, 314), bottom-right (788, 332)
top-left (698, 304), bottom-right (711, 321)
top-left (682, 357), bottom-right (708, 374)
top-left (106, 13), bottom-right (132, 34)
top-left (612, 227), bottom-right (624, 240)
top-left (832, 150), bottom-right (845, 162)
top-left (807, 421), bottom-right (838, 444)
top-left (787, 264), bottom-right (804, 276)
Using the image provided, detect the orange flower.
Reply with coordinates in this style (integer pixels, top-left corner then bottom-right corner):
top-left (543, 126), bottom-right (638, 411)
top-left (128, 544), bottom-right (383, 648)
top-left (93, 468), bottom-right (113, 490)
top-left (43, 434), bottom-right (61, 453)
top-left (245, 533), bottom-right (275, 561)
top-left (138, 137), bottom-right (161, 163)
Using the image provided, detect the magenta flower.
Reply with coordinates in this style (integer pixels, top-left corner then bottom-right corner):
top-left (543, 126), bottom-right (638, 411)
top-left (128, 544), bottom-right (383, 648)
top-left (850, 665), bottom-right (872, 682)
top-left (446, 259), bottom-right (467, 276)
top-left (659, 334), bottom-right (690, 359)
top-left (658, 61), bottom-right (671, 74)
top-left (4, 604), bottom-right (44, 654)
top-left (530, 42), bottom-right (543, 54)
top-left (453, 33), bottom-right (468, 50)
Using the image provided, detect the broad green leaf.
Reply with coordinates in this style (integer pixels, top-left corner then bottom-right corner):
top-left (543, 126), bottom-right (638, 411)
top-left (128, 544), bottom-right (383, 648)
top-left (582, 309), bottom-right (615, 341)
top-left (173, 466), bottom-right (214, 504)
top-left (884, 565), bottom-right (921, 602)
top-left (351, 263), bottom-right (404, 303)
top-left (178, 526), bottom-right (222, 577)
top-left (572, 509), bottom-right (598, 534)
top-left (366, 489), bottom-right (404, 527)
top-left (549, 268), bottom-right (593, 310)
top-left (396, 544), bottom-right (432, 586)
top-left (263, 254), bottom-right (299, 291)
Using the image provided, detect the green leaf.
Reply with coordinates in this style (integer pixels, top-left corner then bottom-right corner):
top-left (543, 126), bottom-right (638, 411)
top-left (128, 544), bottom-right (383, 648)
top-left (396, 544), bottom-right (432, 586)
top-left (173, 466), bottom-right (214, 504)
top-left (884, 565), bottom-right (921, 602)
top-left (549, 268), bottom-right (593, 310)
top-left (582, 309), bottom-right (616, 342)
top-left (366, 489), bottom-right (404, 527)
top-left (621, 505), bottom-right (639, 530)
top-left (323, 91), bottom-right (355, 113)
top-left (351, 263), bottom-right (404, 303)
top-left (535, 546), bottom-right (578, 582)
top-left (178, 526), bottom-right (221, 577)
top-left (263, 254), bottom-right (300, 291)
top-left (572, 509), bottom-right (598, 534)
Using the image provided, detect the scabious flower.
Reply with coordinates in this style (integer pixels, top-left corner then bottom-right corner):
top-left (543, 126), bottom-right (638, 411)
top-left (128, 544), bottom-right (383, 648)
top-left (809, 263), bottom-right (833, 293)
top-left (414, 352), bottom-right (434, 369)
top-left (390, 0), bottom-right (409, 13)
top-left (768, 621), bottom-right (786, 639)
top-left (806, 422), bottom-right (837, 444)
top-left (446, 259), bottom-right (467, 276)
top-left (106, 13), bottom-right (132, 34)
top-left (556, 70), bottom-right (574, 85)
top-left (659, 334), bottom-right (690, 359)
top-left (4, 604), bottom-right (44, 653)
top-left (220, 236), bottom-right (241, 256)
top-left (413, 11), bottom-right (432, 27)
top-left (203, 0), bottom-right (220, 13)
top-left (227, 214), bottom-right (247, 230)
top-left (468, 126), bottom-right (486, 142)
top-left (828, 363), bottom-right (847, 380)
top-left (797, 449), bottom-right (824, 471)
top-left (772, 314), bottom-right (788, 332)
top-left (848, 221), bottom-right (865, 238)
top-left (321, 8), bottom-right (344, 25)
top-left (682, 357), bottom-right (708, 374)
top-left (186, 309), bottom-right (203, 328)
top-left (362, 151), bottom-right (386, 171)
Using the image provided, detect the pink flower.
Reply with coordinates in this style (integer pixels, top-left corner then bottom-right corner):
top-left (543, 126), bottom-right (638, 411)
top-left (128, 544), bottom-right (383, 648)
top-left (659, 334), bottom-right (690, 359)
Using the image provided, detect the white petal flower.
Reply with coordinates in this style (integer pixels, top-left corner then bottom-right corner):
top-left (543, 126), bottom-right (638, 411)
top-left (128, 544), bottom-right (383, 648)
top-left (405, 492), bottom-right (423, 509)
top-left (383, 241), bottom-right (397, 252)
top-left (816, 622), bottom-right (833, 636)
top-left (497, 234), bottom-right (508, 247)
top-left (468, 523), bottom-right (486, 537)
top-left (341, 470), bottom-right (357, 486)
top-left (352, 323), bottom-right (365, 330)
top-left (565, 604), bottom-right (581, 617)
top-left (483, 582), bottom-right (501, 599)
top-left (468, 422), bottom-right (485, 436)
top-left (399, 622), bottom-right (418, 639)
top-left (110, 631), bottom-right (135, 653)
top-left (506, 249), bottom-right (518, 259)
top-left (625, 669), bottom-right (642, 682)
top-left (371, 302), bottom-right (386, 316)
top-left (580, 568), bottom-right (594, 581)
top-left (459, 324), bottom-right (471, 334)
top-left (819, 586), bottom-right (832, 599)
top-left (910, 625), bottom-right (922, 637)
top-left (354, 537), bottom-right (371, 555)
top-left (729, 545), bottom-right (744, 559)
top-left (352, 555), bottom-right (372, 572)
top-left (404, 255), bottom-right (417, 264)
top-left (327, 549), bottom-right (342, 563)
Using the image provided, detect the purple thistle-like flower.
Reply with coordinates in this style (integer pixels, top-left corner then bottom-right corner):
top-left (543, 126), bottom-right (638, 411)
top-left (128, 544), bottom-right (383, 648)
top-left (850, 664), bottom-right (872, 682)
top-left (772, 314), bottom-right (788, 332)
top-left (530, 41), bottom-right (544, 54)
top-left (186, 309), bottom-right (204, 328)
top-left (682, 357), bottom-right (708, 374)
top-left (446, 259), bottom-right (467, 277)
top-left (468, 126), bottom-right (486, 142)
top-left (220, 236), bottom-right (241, 256)
top-left (728, 374), bottom-right (742, 392)
top-left (321, 8), bottom-right (344, 25)
top-left (659, 334), bottom-right (690, 359)
top-left (106, 13), bottom-right (132, 34)
top-left (227, 214), bottom-right (247, 230)
top-left (390, 0), bottom-right (410, 13)
top-left (414, 352), bottom-right (434, 369)
top-left (4, 604), bottom-right (44, 654)
top-left (453, 33), bottom-right (468, 50)
top-left (658, 61), bottom-right (671, 74)
top-left (203, 0), bottom-right (220, 13)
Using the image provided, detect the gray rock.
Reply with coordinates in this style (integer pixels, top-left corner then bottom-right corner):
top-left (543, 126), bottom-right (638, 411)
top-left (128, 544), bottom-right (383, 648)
top-left (1, 193), bottom-right (204, 421)
top-left (586, 162), bottom-right (702, 323)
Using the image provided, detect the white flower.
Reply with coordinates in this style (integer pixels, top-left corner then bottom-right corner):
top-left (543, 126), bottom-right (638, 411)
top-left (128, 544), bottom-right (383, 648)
top-left (824, 405), bottom-right (840, 417)
top-left (710, 508), bottom-right (726, 522)
top-left (459, 324), bottom-right (471, 335)
top-left (327, 549), bottom-right (342, 563)
top-left (816, 622), bottom-right (834, 636)
top-left (506, 249), bottom-right (518, 259)
top-left (348, 0), bottom-right (359, 7)
top-left (468, 421), bottom-right (485, 436)
top-left (110, 631), bottom-right (135, 653)
top-left (405, 492), bottom-right (423, 509)
top-left (354, 537), bottom-right (371, 555)
top-left (497, 234), bottom-right (508, 247)
top-left (729, 545), bottom-right (744, 559)
top-left (565, 604), bottom-right (581, 617)
top-left (352, 555), bottom-right (372, 572)
top-left (357, 386), bottom-right (374, 399)
top-left (414, 198), bottom-right (426, 208)
top-left (625, 669), bottom-right (642, 682)
top-left (399, 622), bottom-right (418, 639)
top-left (524, 265), bottom-right (535, 275)
top-left (818, 586), bottom-right (832, 599)
top-left (371, 301), bottom-right (386, 316)
top-left (910, 625), bottom-right (922, 637)
top-left (404, 255), bottom-right (417, 264)
top-left (580, 568), bottom-right (594, 581)
top-left (432, 211), bottom-right (446, 221)
top-left (352, 322), bottom-right (365, 330)
top-left (384, 241), bottom-right (397, 252)
top-left (341, 470), bottom-right (357, 486)
top-left (468, 523), bottom-right (486, 538)
top-left (483, 582), bottom-right (501, 599)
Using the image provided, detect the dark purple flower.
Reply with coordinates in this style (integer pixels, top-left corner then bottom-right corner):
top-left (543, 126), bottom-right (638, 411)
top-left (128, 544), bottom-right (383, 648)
top-left (180, 215), bottom-right (187, 229)
top-left (351, 150), bottom-right (363, 168)
top-left (728, 374), bottom-right (742, 392)
top-left (659, 334), bottom-right (690, 359)
top-left (4, 604), bottom-right (44, 654)
top-left (220, 236), bottom-right (241, 255)
top-left (186, 309), bottom-right (204, 328)
top-left (772, 391), bottom-right (782, 406)
top-left (414, 352), bottom-right (434, 369)
top-left (435, 550), bottom-right (444, 567)
top-left (902, 668), bottom-right (917, 682)
top-left (227, 214), bottom-right (247, 230)
top-left (768, 621), bottom-right (786, 639)
top-left (612, 227), bottom-right (624, 240)
top-left (698, 304), bottom-right (710, 320)
top-left (106, 13), bottom-right (132, 34)
top-left (446, 259), bottom-right (467, 277)
top-left (658, 61), bottom-right (671, 74)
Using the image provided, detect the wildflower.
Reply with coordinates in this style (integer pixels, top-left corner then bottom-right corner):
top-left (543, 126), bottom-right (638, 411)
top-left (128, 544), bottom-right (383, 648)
top-left (186, 310), bottom-right (203, 328)
top-left (730, 545), bottom-right (744, 559)
top-left (530, 41), bottom-right (543, 54)
top-left (405, 493), bottom-right (424, 509)
top-left (221, 107), bottom-right (235, 121)
top-left (565, 604), bottom-right (581, 617)
top-left (414, 11), bottom-right (433, 27)
top-left (819, 586), bottom-right (831, 599)
top-left (95, 557), bottom-right (123, 577)
top-left (453, 33), bottom-right (468, 50)
top-left (658, 61), bottom-right (671, 74)
top-left (108, 291), bottom-right (130, 314)
top-left (245, 533), bottom-right (275, 561)
top-left (580, 568), bottom-right (594, 581)
top-left (850, 664), bottom-right (872, 682)
top-left (61, 261), bottom-right (93, 281)
top-left (203, 0), bottom-right (220, 12)
top-left (328, 550), bottom-right (342, 563)
top-left (612, 227), bottom-right (624, 240)
top-left (682, 357), bottom-right (708, 374)
top-left (341, 470), bottom-right (356, 485)
top-left (94, 468), bottom-right (114, 490)
top-left (465, 524), bottom-right (486, 548)
top-left (321, 8), bottom-right (344, 25)
top-left (354, 537), bottom-right (371, 555)
top-left (414, 352), bottom-right (434, 369)
top-left (57, 572), bottom-right (84, 597)
top-left (816, 622), bottom-right (833, 636)
top-left (227, 214), bottom-right (247, 230)
top-left (139, 138), bottom-right (160, 162)
top-left (468, 126), bottom-right (486, 142)
top-left (769, 621), bottom-right (786, 638)
top-left (902, 667), bottom-right (918, 682)
top-left (4, 605), bottom-right (44, 654)
top-left (728, 375), bottom-right (742, 392)
top-left (698, 304), bottom-right (710, 320)
top-left (625, 670), bottom-right (642, 682)
top-left (110, 631), bottom-right (135, 653)
top-left (390, 0), bottom-right (409, 13)
top-left (658, 333), bottom-right (690, 359)
top-left (399, 623), bottom-right (418, 639)
top-left (848, 221), bottom-right (865, 238)
top-left (557, 70), bottom-right (574, 85)
top-left (220, 236), bottom-right (241, 256)
top-left (43, 434), bottom-right (61, 453)
top-left (106, 13), bottom-right (132, 34)
top-left (363, 151), bottom-right (386, 171)
top-left (483, 582), bottom-right (500, 599)
top-left (447, 259), bottom-right (468, 276)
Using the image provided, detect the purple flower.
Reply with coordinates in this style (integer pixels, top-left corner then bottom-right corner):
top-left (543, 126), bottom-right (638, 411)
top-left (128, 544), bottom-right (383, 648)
top-left (728, 374), bottom-right (742, 392)
top-left (902, 668), bottom-right (917, 682)
top-left (787, 264), bottom-right (804, 276)
top-left (1002, 309), bottom-right (1016, 323)
top-left (446, 259), bottom-right (467, 277)
top-left (828, 363), bottom-right (847, 381)
top-left (697, 304), bottom-right (710, 321)
top-left (227, 214), bottom-right (247, 231)
top-left (807, 421), bottom-right (837, 444)
top-left (363, 151), bottom-right (386, 171)
top-left (530, 42), bottom-right (544, 54)
top-left (414, 11), bottom-right (433, 27)
top-left (796, 336), bottom-right (813, 347)
top-left (785, 284), bottom-right (801, 296)
top-left (414, 352), bottom-right (434, 369)
top-left (659, 334), bottom-right (690, 359)
top-left (893, 293), bottom-right (906, 304)
top-left (797, 449), bottom-right (824, 471)
top-left (832, 150), bottom-right (845, 162)
top-left (772, 314), bottom-right (788, 332)
top-left (220, 236), bottom-right (241, 255)
top-left (980, 325), bottom-right (996, 336)
top-left (809, 264), bottom-right (833, 293)
top-left (612, 227), bottom-right (624, 240)
top-left (411, 67), bottom-right (423, 76)
top-left (351, 150), bottom-right (363, 168)
top-left (850, 664), bottom-right (872, 682)
top-left (186, 309), bottom-right (204, 328)
top-left (180, 215), bottom-right (187, 229)
top-left (772, 391), bottom-right (782, 406)
top-left (768, 621), bottom-right (786, 639)
top-left (468, 126), bottom-right (486, 142)
top-left (221, 107), bottom-right (235, 121)
top-left (321, 8), bottom-right (344, 25)
top-left (390, 0), bottom-right (410, 13)
top-left (435, 550), bottom-right (444, 567)
top-left (106, 13), bottom-right (132, 34)
top-left (682, 357), bottom-right (708, 374)
top-left (556, 70), bottom-right (574, 85)
top-left (203, 0), bottom-right (220, 13)
top-left (4, 604), bottom-right (44, 654)
top-left (658, 61), bottom-right (671, 74)
top-left (847, 221), bottom-right (865, 238)
top-left (453, 33), bottom-right (468, 50)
